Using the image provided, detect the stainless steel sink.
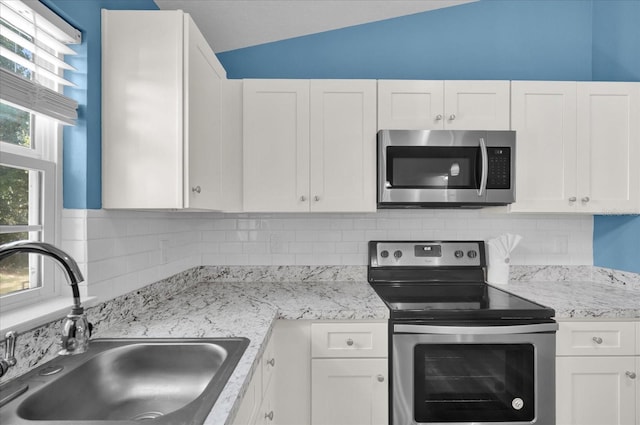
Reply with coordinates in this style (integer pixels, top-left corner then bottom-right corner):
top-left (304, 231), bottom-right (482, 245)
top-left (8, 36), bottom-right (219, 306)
top-left (0, 337), bottom-right (249, 424)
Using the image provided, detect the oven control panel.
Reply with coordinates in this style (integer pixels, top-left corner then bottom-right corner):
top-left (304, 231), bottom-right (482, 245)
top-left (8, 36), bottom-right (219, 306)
top-left (370, 241), bottom-right (484, 267)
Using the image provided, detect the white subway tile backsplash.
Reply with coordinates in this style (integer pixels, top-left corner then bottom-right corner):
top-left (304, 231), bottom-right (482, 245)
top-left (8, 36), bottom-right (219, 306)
top-left (61, 209), bottom-right (593, 304)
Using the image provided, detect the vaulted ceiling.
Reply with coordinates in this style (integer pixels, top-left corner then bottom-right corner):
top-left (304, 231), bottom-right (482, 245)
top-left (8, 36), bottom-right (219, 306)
top-left (153, 0), bottom-right (477, 53)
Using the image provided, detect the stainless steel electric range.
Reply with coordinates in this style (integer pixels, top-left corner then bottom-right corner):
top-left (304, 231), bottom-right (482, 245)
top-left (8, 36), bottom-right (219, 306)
top-left (367, 240), bottom-right (558, 425)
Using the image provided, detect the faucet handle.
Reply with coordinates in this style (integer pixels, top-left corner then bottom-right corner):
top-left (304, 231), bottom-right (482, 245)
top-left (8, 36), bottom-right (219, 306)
top-left (1, 331), bottom-right (18, 378)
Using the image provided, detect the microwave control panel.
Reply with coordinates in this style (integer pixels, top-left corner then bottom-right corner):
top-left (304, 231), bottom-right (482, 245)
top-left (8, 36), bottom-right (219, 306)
top-left (486, 147), bottom-right (511, 189)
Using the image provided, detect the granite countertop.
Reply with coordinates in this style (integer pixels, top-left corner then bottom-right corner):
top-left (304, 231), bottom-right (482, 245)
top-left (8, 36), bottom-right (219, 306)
top-left (94, 280), bottom-right (389, 425)
top-left (497, 280), bottom-right (640, 320)
top-left (3, 265), bottom-right (640, 425)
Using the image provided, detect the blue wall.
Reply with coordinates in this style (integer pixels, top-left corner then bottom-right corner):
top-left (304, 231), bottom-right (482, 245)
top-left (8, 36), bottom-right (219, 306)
top-left (47, 0), bottom-right (640, 272)
top-left (219, 0), bottom-right (594, 81)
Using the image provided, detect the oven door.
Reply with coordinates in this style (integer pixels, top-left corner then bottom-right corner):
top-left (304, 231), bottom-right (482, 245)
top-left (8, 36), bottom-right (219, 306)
top-left (392, 323), bottom-right (557, 425)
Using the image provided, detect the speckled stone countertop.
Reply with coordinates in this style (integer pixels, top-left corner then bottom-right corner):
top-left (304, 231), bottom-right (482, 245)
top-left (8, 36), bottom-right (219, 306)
top-left (95, 279), bottom-right (388, 425)
top-left (2, 265), bottom-right (640, 425)
top-left (496, 280), bottom-right (640, 320)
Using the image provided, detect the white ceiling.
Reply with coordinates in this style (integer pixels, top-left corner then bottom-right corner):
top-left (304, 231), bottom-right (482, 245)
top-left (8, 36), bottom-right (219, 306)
top-left (153, 0), bottom-right (477, 53)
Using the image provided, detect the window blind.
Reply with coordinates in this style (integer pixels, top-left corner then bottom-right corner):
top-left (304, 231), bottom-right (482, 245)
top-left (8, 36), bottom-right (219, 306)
top-left (0, 0), bottom-right (80, 125)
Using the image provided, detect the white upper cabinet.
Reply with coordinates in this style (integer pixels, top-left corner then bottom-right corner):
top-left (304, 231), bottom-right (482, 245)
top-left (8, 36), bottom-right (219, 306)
top-left (576, 83), bottom-right (640, 213)
top-left (243, 79), bottom-right (376, 212)
top-left (377, 80), bottom-right (511, 130)
top-left (102, 10), bottom-right (230, 210)
top-left (243, 79), bottom-right (310, 212)
top-left (511, 81), bottom-right (640, 213)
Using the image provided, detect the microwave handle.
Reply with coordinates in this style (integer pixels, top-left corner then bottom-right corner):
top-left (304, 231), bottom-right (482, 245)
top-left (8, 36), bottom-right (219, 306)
top-left (478, 137), bottom-right (488, 197)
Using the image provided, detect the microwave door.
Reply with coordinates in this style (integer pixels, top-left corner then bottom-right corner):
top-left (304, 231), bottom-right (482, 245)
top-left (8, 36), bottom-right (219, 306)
top-left (381, 146), bottom-right (487, 205)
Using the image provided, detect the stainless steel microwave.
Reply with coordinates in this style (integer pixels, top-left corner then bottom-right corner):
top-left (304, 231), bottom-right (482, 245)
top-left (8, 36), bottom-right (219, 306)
top-left (377, 130), bottom-right (516, 208)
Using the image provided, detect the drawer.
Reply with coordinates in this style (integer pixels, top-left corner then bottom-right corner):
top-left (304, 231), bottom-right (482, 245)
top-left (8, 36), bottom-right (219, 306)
top-left (556, 321), bottom-right (637, 356)
top-left (311, 322), bottom-right (387, 358)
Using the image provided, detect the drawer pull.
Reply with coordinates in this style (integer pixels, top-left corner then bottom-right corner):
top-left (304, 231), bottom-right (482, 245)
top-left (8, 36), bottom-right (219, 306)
top-left (377, 374), bottom-right (385, 382)
top-left (346, 338), bottom-right (354, 346)
top-left (265, 411), bottom-right (274, 421)
top-left (592, 336), bottom-right (603, 344)
top-left (266, 358), bottom-right (275, 367)
top-left (626, 371), bottom-right (637, 379)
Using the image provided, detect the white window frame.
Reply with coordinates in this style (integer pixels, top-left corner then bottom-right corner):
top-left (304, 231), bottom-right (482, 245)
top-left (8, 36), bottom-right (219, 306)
top-left (0, 113), bottom-right (61, 311)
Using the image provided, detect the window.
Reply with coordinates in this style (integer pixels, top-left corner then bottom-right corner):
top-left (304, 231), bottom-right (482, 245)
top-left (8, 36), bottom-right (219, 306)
top-left (0, 0), bottom-right (79, 310)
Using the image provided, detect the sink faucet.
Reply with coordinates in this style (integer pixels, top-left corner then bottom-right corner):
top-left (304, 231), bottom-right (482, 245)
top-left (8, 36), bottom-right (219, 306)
top-left (0, 241), bottom-right (92, 362)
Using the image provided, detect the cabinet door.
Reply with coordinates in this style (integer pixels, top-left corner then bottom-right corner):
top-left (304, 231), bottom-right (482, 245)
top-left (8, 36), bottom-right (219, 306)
top-left (556, 356), bottom-right (637, 425)
top-left (243, 80), bottom-right (310, 212)
top-left (444, 80), bottom-right (511, 130)
top-left (309, 80), bottom-right (376, 212)
top-left (311, 359), bottom-right (388, 425)
top-left (510, 81), bottom-right (578, 212)
top-left (576, 82), bottom-right (640, 213)
top-left (183, 14), bottom-right (225, 210)
top-left (377, 80), bottom-right (444, 129)
top-left (102, 10), bottom-right (184, 209)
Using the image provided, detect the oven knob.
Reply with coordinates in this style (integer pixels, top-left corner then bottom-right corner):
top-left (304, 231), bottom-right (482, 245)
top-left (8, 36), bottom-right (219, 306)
top-left (393, 250), bottom-right (403, 259)
top-left (454, 250), bottom-right (464, 258)
top-left (380, 250), bottom-right (389, 258)
top-left (467, 250), bottom-right (477, 259)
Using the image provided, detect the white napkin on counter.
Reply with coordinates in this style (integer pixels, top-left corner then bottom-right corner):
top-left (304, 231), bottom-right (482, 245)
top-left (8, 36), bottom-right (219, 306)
top-left (486, 233), bottom-right (522, 284)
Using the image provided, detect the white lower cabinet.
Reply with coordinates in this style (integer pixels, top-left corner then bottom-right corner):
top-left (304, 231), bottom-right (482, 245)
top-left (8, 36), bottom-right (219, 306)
top-left (233, 333), bottom-right (277, 425)
top-left (556, 321), bottom-right (639, 425)
top-left (232, 320), bottom-right (388, 425)
top-left (310, 321), bottom-right (388, 425)
top-left (311, 358), bottom-right (387, 425)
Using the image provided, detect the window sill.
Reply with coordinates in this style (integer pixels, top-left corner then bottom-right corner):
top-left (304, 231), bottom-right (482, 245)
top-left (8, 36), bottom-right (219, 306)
top-left (0, 296), bottom-right (98, 336)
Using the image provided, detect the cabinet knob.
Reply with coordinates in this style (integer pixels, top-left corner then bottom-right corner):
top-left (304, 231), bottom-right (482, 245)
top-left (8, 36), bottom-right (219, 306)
top-left (435, 114), bottom-right (443, 121)
top-left (581, 196), bottom-right (590, 203)
top-left (191, 186), bottom-right (201, 194)
top-left (300, 196), bottom-right (307, 202)
top-left (265, 411), bottom-right (274, 421)
top-left (626, 371), bottom-right (637, 379)
top-left (449, 114), bottom-right (456, 120)
top-left (346, 338), bottom-right (354, 346)
top-left (592, 336), bottom-right (603, 344)
top-left (266, 358), bottom-right (275, 367)
top-left (568, 197), bottom-right (577, 202)
top-left (314, 195), bottom-right (320, 202)
top-left (377, 374), bottom-right (385, 382)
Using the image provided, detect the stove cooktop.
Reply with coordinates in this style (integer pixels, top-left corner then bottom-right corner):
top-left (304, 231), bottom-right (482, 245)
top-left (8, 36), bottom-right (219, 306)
top-left (370, 282), bottom-right (555, 321)
top-left (367, 240), bottom-right (555, 321)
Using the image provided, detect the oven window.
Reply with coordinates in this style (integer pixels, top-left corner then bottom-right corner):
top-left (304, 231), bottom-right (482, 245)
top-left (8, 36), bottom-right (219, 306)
top-left (414, 344), bottom-right (535, 423)
top-left (386, 146), bottom-right (479, 189)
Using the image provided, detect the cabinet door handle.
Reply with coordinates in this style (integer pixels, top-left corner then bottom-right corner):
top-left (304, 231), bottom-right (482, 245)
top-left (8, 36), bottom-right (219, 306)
top-left (265, 411), bottom-right (274, 421)
top-left (449, 114), bottom-right (456, 120)
top-left (377, 374), bottom-right (385, 382)
top-left (300, 196), bottom-right (307, 202)
top-left (191, 186), bottom-right (201, 194)
top-left (266, 358), bottom-right (275, 367)
top-left (435, 114), bottom-right (443, 121)
top-left (592, 336), bottom-right (603, 344)
top-left (626, 371), bottom-right (636, 379)
top-left (568, 197), bottom-right (577, 202)
top-left (346, 338), bottom-right (354, 346)
top-left (314, 195), bottom-right (320, 202)
top-left (581, 196), bottom-right (590, 203)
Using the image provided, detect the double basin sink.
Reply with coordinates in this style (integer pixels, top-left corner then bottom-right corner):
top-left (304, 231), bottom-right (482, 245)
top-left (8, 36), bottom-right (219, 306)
top-left (0, 337), bottom-right (249, 424)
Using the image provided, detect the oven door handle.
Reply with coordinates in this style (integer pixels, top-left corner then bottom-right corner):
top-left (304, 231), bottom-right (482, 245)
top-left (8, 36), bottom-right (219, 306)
top-left (394, 323), bottom-right (558, 335)
top-left (477, 137), bottom-right (488, 197)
